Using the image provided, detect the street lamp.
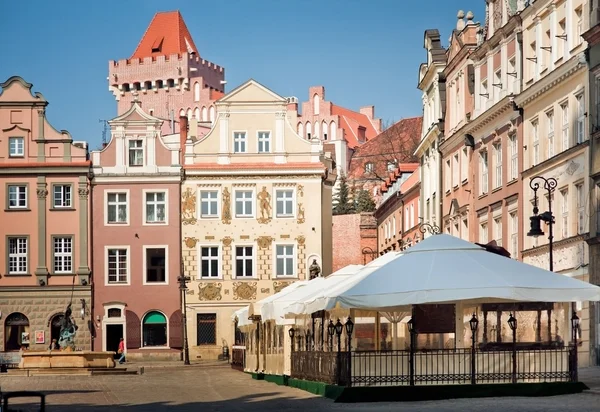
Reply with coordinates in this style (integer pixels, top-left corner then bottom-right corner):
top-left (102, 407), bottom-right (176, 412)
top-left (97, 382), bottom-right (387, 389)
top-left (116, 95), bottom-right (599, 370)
top-left (289, 327), bottom-right (295, 352)
top-left (327, 320), bottom-right (335, 351)
top-left (571, 312), bottom-right (580, 381)
top-left (507, 313), bottom-right (517, 384)
top-left (407, 317), bottom-right (416, 386)
top-left (177, 272), bottom-right (191, 365)
top-left (306, 329), bottom-right (312, 351)
top-left (527, 176), bottom-right (558, 272)
top-left (345, 317), bottom-right (354, 352)
top-left (469, 313), bottom-right (479, 385)
top-left (419, 221), bottom-right (441, 236)
top-left (335, 319), bottom-right (343, 352)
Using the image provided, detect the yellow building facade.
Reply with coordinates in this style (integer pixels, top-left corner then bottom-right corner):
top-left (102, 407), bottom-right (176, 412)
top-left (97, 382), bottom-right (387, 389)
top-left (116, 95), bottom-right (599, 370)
top-left (180, 80), bottom-right (335, 360)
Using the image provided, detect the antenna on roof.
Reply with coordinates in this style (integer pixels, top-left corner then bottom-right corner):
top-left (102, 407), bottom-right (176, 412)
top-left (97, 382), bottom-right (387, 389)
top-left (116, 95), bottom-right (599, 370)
top-left (99, 119), bottom-right (109, 146)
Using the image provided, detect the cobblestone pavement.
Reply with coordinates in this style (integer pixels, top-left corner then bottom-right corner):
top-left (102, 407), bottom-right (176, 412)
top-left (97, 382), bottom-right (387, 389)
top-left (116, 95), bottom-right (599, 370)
top-left (1, 364), bottom-right (599, 411)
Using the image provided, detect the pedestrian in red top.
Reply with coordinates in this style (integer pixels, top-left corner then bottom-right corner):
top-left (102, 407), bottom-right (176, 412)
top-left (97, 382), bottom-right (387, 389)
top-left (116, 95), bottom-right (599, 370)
top-left (118, 338), bottom-right (126, 364)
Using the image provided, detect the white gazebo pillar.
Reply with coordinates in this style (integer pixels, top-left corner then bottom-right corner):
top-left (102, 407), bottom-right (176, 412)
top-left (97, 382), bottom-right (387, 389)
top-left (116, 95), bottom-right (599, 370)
top-left (455, 302), bottom-right (465, 348)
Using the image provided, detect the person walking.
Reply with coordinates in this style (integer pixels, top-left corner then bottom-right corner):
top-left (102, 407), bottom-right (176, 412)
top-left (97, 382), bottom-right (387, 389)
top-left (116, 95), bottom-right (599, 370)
top-left (118, 337), bottom-right (126, 364)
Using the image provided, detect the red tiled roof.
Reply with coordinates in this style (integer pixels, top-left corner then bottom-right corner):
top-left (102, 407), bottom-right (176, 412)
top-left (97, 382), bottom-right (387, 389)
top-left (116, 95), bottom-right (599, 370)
top-left (347, 116), bottom-right (422, 180)
top-left (130, 11), bottom-right (198, 59)
top-left (211, 90), bottom-right (225, 100)
top-left (331, 104), bottom-right (379, 148)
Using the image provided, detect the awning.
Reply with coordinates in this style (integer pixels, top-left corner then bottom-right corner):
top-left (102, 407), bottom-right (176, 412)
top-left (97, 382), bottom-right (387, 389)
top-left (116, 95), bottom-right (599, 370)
top-left (143, 312), bottom-right (166, 324)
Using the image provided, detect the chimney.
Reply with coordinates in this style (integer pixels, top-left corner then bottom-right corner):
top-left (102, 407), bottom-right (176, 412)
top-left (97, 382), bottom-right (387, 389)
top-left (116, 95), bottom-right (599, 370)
top-left (456, 10), bottom-right (466, 31)
top-left (180, 116), bottom-right (189, 164)
top-left (359, 106), bottom-right (375, 119)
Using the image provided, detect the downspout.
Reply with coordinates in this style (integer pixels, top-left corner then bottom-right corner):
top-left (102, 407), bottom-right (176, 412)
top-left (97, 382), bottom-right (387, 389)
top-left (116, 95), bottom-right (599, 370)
top-left (179, 162), bottom-right (184, 361)
top-left (89, 170), bottom-right (95, 351)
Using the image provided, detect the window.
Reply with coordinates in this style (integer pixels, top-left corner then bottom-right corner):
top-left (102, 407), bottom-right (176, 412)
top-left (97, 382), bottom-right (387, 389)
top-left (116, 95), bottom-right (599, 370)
top-left (313, 94), bottom-right (319, 115)
top-left (494, 143), bottom-right (502, 189)
top-left (145, 247), bottom-right (166, 283)
top-left (462, 218), bottom-right (469, 241)
top-left (561, 189), bottom-right (569, 238)
top-left (405, 207), bottom-right (409, 229)
top-left (258, 131), bottom-right (271, 153)
top-left (8, 237), bottom-right (27, 275)
top-left (276, 189), bottom-right (294, 217)
top-left (494, 217), bottom-right (502, 247)
top-left (453, 154), bottom-right (459, 187)
top-left (235, 246), bottom-right (254, 278)
top-left (197, 313), bottom-right (216, 345)
top-left (145, 192), bottom-right (166, 223)
top-left (8, 137), bottom-right (24, 157)
top-left (510, 212), bottom-right (518, 259)
top-left (233, 132), bottom-right (247, 153)
top-left (200, 246), bottom-right (220, 278)
top-left (128, 140), bottom-right (143, 166)
top-left (106, 192), bottom-right (128, 224)
top-left (547, 111), bottom-right (554, 158)
top-left (509, 134), bottom-right (518, 181)
top-left (410, 204), bottom-right (414, 227)
top-left (235, 190), bottom-right (253, 217)
top-left (576, 94), bottom-right (585, 144)
top-left (461, 148), bottom-right (468, 182)
top-left (8, 185), bottom-right (27, 209)
top-left (200, 190), bottom-right (218, 218)
top-left (365, 162), bottom-right (374, 173)
top-left (493, 69), bottom-right (501, 100)
top-left (532, 120), bottom-right (539, 165)
top-left (53, 185), bottom-right (72, 208)
top-left (142, 311), bottom-right (167, 347)
top-left (508, 58), bottom-right (516, 94)
top-left (481, 80), bottom-right (489, 109)
top-left (561, 103), bottom-right (569, 151)
top-left (445, 159), bottom-right (451, 192)
top-left (107, 248), bottom-right (128, 283)
top-left (275, 245), bottom-right (295, 276)
top-left (53, 237), bottom-right (72, 274)
top-left (479, 222), bottom-right (488, 244)
top-left (576, 184), bottom-right (585, 234)
top-left (387, 161), bottom-right (396, 172)
top-left (480, 151), bottom-right (488, 195)
top-left (576, 8), bottom-right (583, 45)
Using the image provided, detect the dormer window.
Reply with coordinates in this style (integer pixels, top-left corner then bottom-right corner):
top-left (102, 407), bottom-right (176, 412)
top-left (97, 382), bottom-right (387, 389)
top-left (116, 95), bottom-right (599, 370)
top-left (365, 162), bottom-right (374, 173)
top-left (9, 137), bottom-right (24, 157)
top-left (128, 140), bottom-right (143, 166)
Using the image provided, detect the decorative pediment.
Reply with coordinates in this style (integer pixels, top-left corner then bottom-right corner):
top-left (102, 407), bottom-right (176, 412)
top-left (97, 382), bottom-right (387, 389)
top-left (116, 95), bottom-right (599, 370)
top-left (0, 76), bottom-right (47, 102)
top-left (2, 124), bottom-right (30, 133)
top-left (109, 101), bottom-right (162, 124)
top-left (218, 79), bottom-right (285, 103)
top-left (448, 198), bottom-right (460, 216)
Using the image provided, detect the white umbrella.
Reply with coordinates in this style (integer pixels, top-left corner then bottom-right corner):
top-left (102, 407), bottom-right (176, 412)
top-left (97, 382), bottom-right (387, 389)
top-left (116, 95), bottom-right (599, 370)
top-left (295, 234), bottom-right (600, 312)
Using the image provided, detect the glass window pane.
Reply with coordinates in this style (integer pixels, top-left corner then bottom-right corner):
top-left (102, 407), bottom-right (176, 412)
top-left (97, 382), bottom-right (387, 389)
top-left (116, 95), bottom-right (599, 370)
top-left (286, 258), bottom-right (294, 275)
top-left (201, 248), bottom-right (209, 257)
top-left (201, 260), bottom-right (209, 276)
top-left (236, 260), bottom-right (244, 276)
top-left (236, 202), bottom-right (243, 215)
top-left (201, 202), bottom-right (209, 215)
top-left (245, 260), bottom-right (253, 277)
top-left (210, 260), bottom-right (218, 277)
top-left (276, 259), bottom-right (283, 275)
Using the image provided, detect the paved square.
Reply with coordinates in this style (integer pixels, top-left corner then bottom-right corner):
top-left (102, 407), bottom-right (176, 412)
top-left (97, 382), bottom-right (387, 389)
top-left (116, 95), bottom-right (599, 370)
top-left (0, 364), bottom-right (599, 411)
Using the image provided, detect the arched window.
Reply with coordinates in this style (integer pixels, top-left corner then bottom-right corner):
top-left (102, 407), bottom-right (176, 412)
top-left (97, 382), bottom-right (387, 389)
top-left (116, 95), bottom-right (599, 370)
top-left (313, 94), bottom-right (319, 115)
top-left (202, 107), bottom-right (208, 121)
top-left (4, 312), bottom-right (29, 351)
top-left (194, 82), bottom-right (200, 102)
top-left (306, 122), bottom-right (312, 139)
top-left (314, 121), bottom-right (320, 139)
top-left (298, 122), bottom-right (304, 138)
top-left (142, 311), bottom-right (167, 347)
top-left (186, 109), bottom-right (192, 120)
top-left (179, 109), bottom-right (185, 117)
top-left (209, 106), bottom-right (216, 122)
top-left (322, 121), bottom-right (328, 140)
top-left (194, 107), bottom-right (200, 120)
top-left (330, 121), bottom-right (337, 140)
top-left (144, 81), bottom-right (152, 91)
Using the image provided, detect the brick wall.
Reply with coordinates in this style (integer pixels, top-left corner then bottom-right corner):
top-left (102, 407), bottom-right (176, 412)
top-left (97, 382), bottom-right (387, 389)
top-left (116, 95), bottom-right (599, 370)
top-left (332, 213), bottom-right (378, 272)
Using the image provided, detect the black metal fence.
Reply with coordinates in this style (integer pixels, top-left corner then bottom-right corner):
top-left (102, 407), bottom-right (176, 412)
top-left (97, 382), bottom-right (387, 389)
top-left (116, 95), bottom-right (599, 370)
top-left (291, 346), bottom-right (576, 387)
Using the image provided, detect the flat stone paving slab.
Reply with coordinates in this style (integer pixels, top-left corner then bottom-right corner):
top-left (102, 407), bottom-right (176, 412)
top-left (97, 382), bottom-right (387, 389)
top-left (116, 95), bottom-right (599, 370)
top-left (1, 365), bottom-right (599, 411)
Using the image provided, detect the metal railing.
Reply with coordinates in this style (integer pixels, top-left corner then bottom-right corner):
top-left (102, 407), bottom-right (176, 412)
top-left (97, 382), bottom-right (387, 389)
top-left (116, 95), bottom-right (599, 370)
top-left (231, 346), bottom-right (246, 371)
top-left (291, 346), bottom-right (576, 387)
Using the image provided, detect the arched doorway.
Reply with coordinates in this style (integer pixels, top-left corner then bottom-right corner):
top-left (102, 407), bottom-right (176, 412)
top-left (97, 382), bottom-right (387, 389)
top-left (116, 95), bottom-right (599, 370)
top-left (142, 311), bottom-right (167, 347)
top-left (50, 313), bottom-right (64, 344)
top-left (4, 312), bottom-right (30, 351)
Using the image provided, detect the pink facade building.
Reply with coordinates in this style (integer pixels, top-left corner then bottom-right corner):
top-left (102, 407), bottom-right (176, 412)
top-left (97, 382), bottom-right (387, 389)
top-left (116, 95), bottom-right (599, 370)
top-left (90, 101), bottom-right (182, 360)
top-left (0, 76), bottom-right (92, 353)
top-left (108, 11), bottom-right (225, 135)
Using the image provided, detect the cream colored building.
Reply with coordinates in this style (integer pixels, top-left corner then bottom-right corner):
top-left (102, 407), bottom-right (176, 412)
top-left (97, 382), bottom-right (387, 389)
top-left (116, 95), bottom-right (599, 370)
top-left (180, 79), bottom-right (336, 360)
top-left (514, 0), bottom-right (591, 366)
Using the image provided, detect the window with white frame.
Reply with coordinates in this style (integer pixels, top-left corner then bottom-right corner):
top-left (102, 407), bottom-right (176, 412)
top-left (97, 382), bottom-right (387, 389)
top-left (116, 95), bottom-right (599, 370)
top-left (235, 246), bottom-right (254, 277)
top-left (258, 131), bottom-right (271, 153)
top-left (106, 192), bottom-right (128, 223)
top-left (364, 162), bottom-right (374, 173)
top-left (8, 237), bottom-right (27, 275)
top-left (235, 190), bottom-right (254, 217)
top-left (8, 137), bottom-right (24, 157)
top-left (276, 189), bottom-right (294, 217)
top-left (128, 140), bottom-right (143, 166)
top-left (145, 192), bottom-right (166, 223)
top-left (200, 246), bottom-right (220, 278)
top-left (576, 184), bottom-right (585, 234)
top-left (233, 132), bottom-right (247, 153)
top-left (480, 151), bottom-right (488, 195)
top-left (107, 248), bottom-right (128, 283)
top-left (561, 103), bottom-right (569, 151)
top-left (494, 143), bottom-right (502, 189)
top-left (445, 160), bottom-right (451, 192)
top-left (509, 212), bottom-right (518, 258)
top-left (561, 189), bottom-right (569, 238)
top-left (481, 79), bottom-right (489, 109)
top-left (493, 69), bottom-right (501, 101)
top-left (576, 8), bottom-right (583, 44)
top-left (494, 217), bottom-right (502, 247)
top-left (547, 110), bottom-right (554, 158)
top-left (53, 185), bottom-right (72, 208)
top-left (509, 134), bottom-right (518, 181)
top-left (462, 218), bottom-right (468, 241)
top-left (392, 216), bottom-right (396, 236)
top-left (453, 154), bottom-right (459, 187)
top-left (576, 94), bottom-right (585, 144)
top-left (8, 185), bottom-right (27, 209)
top-left (410, 203), bottom-right (414, 227)
top-left (275, 245), bottom-right (295, 276)
top-left (479, 222), bottom-right (488, 244)
top-left (508, 58), bottom-right (516, 94)
top-left (461, 147), bottom-right (468, 182)
top-left (405, 207), bottom-right (409, 229)
top-left (532, 120), bottom-right (540, 165)
top-left (53, 237), bottom-right (72, 274)
top-left (200, 190), bottom-right (218, 218)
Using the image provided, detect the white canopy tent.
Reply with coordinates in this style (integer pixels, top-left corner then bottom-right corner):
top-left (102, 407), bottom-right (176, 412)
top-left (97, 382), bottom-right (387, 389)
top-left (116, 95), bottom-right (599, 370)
top-left (286, 234), bottom-right (600, 315)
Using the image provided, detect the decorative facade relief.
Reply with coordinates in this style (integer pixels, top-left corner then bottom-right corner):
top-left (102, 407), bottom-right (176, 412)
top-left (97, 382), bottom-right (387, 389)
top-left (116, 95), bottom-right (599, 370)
top-left (273, 281), bottom-right (292, 293)
top-left (181, 187), bottom-right (197, 225)
top-left (233, 282), bottom-right (257, 300)
top-left (198, 283), bottom-right (222, 301)
top-left (184, 237), bottom-right (198, 248)
top-left (257, 186), bottom-right (272, 224)
top-left (297, 203), bottom-right (305, 224)
top-left (222, 187), bottom-right (232, 224)
top-left (257, 236), bottom-right (274, 249)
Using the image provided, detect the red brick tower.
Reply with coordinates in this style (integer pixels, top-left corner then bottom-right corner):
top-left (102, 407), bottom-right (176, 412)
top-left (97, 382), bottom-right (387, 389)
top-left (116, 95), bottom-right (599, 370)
top-left (108, 11), bottom-right (225, 132)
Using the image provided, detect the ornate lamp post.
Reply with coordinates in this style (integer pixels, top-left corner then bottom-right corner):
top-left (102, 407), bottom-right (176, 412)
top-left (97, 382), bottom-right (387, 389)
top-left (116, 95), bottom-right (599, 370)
top-left (407, 318), bottom-right (416, 386)
top-left (345, 317), bottom-right (354, 352)
top-left (507, 313), bottom-right (517, 384)
top-left (177, 272), bottom-right (191, 365)
top-left (469, 313), bottom-right (479, 385)
top-left (327, 320), bottom-right (335, 351)
top-left (335, 319), bottom-right (344, 352)
top-left (419, 221), bottom-right (441, 236)
top-left (571, 313), bottom-right (580, 381)
top-left (527, 176), bottom-right (558, 272)
top-left (306, 329), bottom-right (312, 351)
top-left (289, 327), bottom-right (295, 352)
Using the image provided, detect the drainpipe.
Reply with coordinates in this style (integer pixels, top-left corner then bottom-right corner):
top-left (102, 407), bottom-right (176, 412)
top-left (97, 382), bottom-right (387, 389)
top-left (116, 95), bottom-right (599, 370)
top-left (89, 171), bottom-right (95, 352)
top-left (179, 159), bottom-right (184, 361)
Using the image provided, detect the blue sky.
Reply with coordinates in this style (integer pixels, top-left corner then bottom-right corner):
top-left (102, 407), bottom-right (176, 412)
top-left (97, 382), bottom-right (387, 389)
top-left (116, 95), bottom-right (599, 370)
top-left (0, 0), bottom-right (485, 148)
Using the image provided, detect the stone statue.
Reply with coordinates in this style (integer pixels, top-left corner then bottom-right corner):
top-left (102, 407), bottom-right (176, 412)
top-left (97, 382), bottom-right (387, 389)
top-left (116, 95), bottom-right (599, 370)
top-left (58, 303), bottom-right (78, 350)
top-left (222, 187), bottom-right (231, 224)
top-left (309, 259), bottom-right (321, 280)
top-left (257, 186), bottom-right (271, 223)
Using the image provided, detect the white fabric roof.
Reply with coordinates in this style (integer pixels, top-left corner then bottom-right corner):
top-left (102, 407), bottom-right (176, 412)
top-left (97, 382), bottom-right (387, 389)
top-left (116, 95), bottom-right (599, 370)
top-left (288, 234), bottom-right (600, 313)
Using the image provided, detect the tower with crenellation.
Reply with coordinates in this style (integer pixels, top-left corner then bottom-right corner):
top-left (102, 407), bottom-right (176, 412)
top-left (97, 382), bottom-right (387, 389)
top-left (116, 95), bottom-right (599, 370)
top-left (108, 11), bottom-right (225, 134)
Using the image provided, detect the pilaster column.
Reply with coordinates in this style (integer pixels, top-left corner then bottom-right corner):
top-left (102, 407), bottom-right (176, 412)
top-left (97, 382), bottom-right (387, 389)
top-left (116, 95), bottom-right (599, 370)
top-left (35, 176), bottom-right (48, 285)
top-left (218, 112), bottom-right (230, 165)
top-left (77, 176), bottom-right (91, 285)
top-left (274, 111), bottom-right (286, 164)
top-left (566, 0), bottom-right (573, 56)
top-left (535, 18), bottom-right (542, 79)
top-left (550, 5), bottom-right (557, 71)
top-left (37, 109), bottom-right (45, 162)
